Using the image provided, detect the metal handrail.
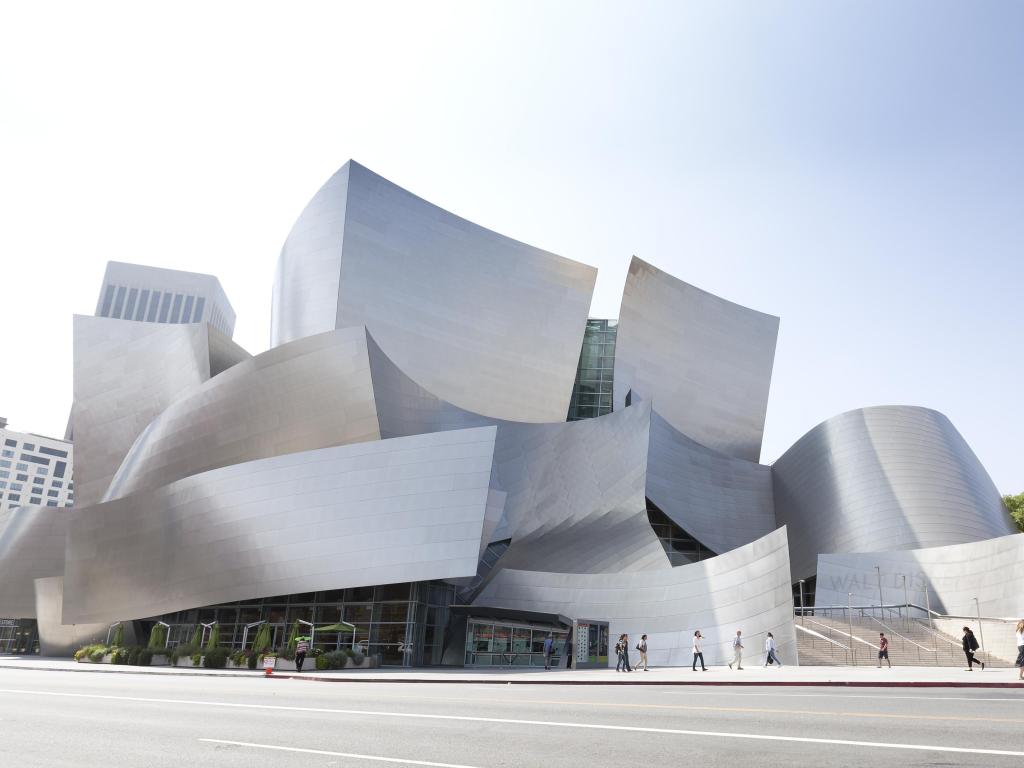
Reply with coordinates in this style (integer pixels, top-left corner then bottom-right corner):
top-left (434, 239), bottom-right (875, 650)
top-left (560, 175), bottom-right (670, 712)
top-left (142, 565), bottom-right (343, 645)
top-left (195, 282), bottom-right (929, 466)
top-left (864, 615), bottom-right (933, 654)
top-left (803, 616), bottom-right (880, 650)
top-left (795, 623), bottom-right (850, 651)
top-left (803, 603), bottom-right (1018, 624)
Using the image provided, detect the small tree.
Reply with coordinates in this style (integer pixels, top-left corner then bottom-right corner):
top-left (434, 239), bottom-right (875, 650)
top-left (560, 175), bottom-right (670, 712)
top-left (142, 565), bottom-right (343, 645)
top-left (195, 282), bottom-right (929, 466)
top-left (111, 623), bottom-right (124, 647)
top-left (205, 624), bottom-right (220, 651)
top-left (251, 622), bottom-right (272, 654)
top-left (1003, 493), bottom-right (1024, 532)
top-left (286, 620), bottom-right (301, 656)
top-left (148, 623), bottom-right (167, 649)
top-left (189, 625), bottom-right (203, 649)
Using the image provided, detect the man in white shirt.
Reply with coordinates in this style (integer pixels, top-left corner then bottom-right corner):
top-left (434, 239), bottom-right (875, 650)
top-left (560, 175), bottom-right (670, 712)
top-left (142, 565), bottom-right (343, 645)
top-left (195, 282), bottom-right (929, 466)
top-left (728, 629), bottom-right (744, 670)
top-left (692, 630), bottom-right (706, 671)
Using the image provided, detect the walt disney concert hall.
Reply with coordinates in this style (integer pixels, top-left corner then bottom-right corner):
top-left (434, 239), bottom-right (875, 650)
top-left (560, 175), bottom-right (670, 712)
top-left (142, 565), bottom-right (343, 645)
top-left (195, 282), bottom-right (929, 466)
top-left (0, 160), bottom-right (1019, 667)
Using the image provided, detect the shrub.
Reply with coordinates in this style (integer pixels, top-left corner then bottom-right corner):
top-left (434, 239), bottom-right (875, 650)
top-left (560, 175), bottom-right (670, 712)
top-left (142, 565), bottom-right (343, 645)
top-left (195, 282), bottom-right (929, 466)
top-left (247, 651), bottom-right (258, 670)
top-left (148, 624), bottom-right (167, 649)
top-left (320, 650), bottom-right (349, 670)
top-left (251, 623), bottom-right (272, 654)
top-left (205, 624), bottom-right (220, 652)
top-left (203, 648), bottom-right (230, 669)
top-left (315, 654), bottom-right (328, 670)
top-left (191, 653), bottom-right (202, 667)
top-left (127, 646), bottom-right (141, 665)
top-left (137, 649), bottom-right (153, 667)
top-left (75, 643), bottom-right (107, 662)
top-left (350, 653), bottom-right (365, 666)
top-left (111, 647), bottom-right (130, 665)
top-left (169, 644), bottom-right (198, 664)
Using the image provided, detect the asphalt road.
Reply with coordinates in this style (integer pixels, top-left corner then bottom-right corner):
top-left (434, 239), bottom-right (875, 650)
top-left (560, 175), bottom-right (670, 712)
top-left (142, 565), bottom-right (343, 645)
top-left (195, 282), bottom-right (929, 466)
top-left (1, 667), bottom-right (1023, 767)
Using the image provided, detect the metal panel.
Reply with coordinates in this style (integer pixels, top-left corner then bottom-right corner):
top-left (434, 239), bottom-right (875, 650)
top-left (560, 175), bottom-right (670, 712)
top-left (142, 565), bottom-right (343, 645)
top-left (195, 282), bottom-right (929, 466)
top-left (613, 256), bottom-right (779, 461)
top-left (646, 410), bottom-right (776, 555)
top-left (814, 532), bottom-right (1024, 619)
top-left (0, 506), bottom-right (69, 618)
top-left (71, 316), bottom-right (238, 507)
top-left (105, 327), bottom-right (380, 501)
top-left (474, 527), bottom-right (797, 668)
top-left (271, 160), bottom-right (597, 423)
top-left (34, 577), bottom-right (108, 657)
top-left (773, 406), bottom-right (1016, 581)
top-left (63, 427), bottom-right (498, 624)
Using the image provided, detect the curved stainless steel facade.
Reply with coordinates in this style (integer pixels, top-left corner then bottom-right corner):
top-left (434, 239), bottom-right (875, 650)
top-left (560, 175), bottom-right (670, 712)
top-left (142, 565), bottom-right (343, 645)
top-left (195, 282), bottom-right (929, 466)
top-left (646, 411), bottom-right (776, 556)
top-left (474, 527), bottom-right (798, 667)
top-left (0, 506), bottom-right (69, 618)
top-left (813, 532), bottom-right (1024, 619)
top-left (105, 327), bottom-right (381, 501)
top-left (72, 316), bottom-right (250, 507)
top-left (64, 427), bottom-right (498, 625)
top-left (34, 577), bottom-right (108, 657)
top-left (613, 256), bottom-right (779, 461)
top-left (271, 160), bottom-right (597, 423)
top-left (774, 406), bottom-right (1016, 580)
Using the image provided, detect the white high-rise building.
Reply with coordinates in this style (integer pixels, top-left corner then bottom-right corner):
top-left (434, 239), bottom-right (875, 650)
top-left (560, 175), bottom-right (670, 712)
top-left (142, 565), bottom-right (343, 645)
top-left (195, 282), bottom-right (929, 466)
top-left (94, 261), bottom-right (236, 337)
top-left (0, 417), bottom-right (74, 511)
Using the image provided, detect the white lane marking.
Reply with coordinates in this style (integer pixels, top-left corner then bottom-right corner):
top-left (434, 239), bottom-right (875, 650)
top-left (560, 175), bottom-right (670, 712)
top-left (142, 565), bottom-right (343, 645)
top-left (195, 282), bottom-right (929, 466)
top-left (3, 689), bottom-right (1023, 758)
top-left (200, 739), bottom-right (482, 767)
top-left (664, 690), bottom-right (1024, 703)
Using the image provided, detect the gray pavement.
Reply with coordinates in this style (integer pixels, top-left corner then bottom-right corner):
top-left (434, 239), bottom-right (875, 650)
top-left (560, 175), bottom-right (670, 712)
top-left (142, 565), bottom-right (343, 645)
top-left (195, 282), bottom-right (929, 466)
top-left (1, 666), bottom-right (1024, 767)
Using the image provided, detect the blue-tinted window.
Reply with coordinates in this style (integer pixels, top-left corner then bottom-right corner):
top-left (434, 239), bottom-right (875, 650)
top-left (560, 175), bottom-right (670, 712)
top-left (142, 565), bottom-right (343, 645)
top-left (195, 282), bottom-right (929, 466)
top-left (0, 460), bottom-right (10, 468)
top-left (181, 295), bottom-right (195, 324)
top-left (15, 463), bottom-right (26, 471)
top-left (47, 500), bottom-right (57, 507)
top-left (52, 480), bottom-right (62, 489)
top-left (100, 284), bottom-right (115, 316)
top-left (16, 474), bottom-right (27, 482)
top-left (4, 439), bottom-right (16, 447)
top-left (0, 470), bottom-right (8, 478)
top-left (192, 296), bottom-right (206, 322)
top-left (48, 489), bottom-right (58, 497)
top-left (113, 285), bottom-right (127, 318)
top-left (21, 455), bottom-right (50, 465)
top-left (23, 443), bottom-right (35, 451)
top-left (1, 450), bottom-right (11, 458)
top-left (38, 446), bottom-right (68, 458)
top-left (0, 481), bottom-right (5, 489)
top-left (32, 476), bottom-right (43, 485)
top-left (11, 483), bottom-right (22, 492)
top-left (54, 461), bottom-right (67, 478)
top-left (8, 494), bottom-right (19, 502)
top-left (169, 293), bottom-right (184, 323)
top-left (136, 289), bottom-right (151, 320)
top-left (147, 291), bottom-right (162, 322)
top-left (158, 292), bottom-right (172, 322)
top-left (30, 497), bottom-right (41, 505)
top-left (35, 467), bottom-right (47, 476)
top-left (125, 287), bottom-right (138, 319)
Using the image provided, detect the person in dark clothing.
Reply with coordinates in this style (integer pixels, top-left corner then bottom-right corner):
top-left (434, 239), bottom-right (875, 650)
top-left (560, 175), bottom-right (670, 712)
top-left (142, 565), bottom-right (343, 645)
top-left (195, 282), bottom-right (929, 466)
top-left (295, 637), bottom-right (310, 672)
top-left (962, 627), bottom-right (985, 671)
top-left (543, 633), bottom-right (554, 670)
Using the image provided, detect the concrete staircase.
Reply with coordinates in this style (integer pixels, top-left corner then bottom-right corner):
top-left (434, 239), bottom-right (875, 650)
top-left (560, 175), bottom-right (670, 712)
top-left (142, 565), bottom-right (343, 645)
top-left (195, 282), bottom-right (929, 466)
top-left (795, 614), bottom-right (1013, 668)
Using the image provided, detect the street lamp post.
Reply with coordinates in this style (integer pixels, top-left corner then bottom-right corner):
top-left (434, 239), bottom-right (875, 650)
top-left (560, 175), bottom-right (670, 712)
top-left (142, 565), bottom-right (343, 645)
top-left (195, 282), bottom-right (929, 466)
top-left (798, 579), bottom-right (806, 625)
top-left (848, 592), bottom-right (856, 666)
top-left (923, 584), bottom-right (934, 630)
top-left (875, 565), bottom-right (884, 620)
top-left (974, 597), bottom-right (985, 652)
top-left (901, 574), bottom-right (910, 630)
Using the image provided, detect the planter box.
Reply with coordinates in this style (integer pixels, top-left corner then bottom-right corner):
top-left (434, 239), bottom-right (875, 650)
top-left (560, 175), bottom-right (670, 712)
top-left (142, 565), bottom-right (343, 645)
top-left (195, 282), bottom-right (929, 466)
top-left (149, 654), bottom-right (170, 666)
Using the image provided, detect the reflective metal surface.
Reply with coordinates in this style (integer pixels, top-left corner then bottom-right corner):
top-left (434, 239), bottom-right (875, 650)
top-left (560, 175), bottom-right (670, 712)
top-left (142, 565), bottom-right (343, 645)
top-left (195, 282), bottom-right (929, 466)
top-left (71, 316), bottom-right (250, 507)
top-left (271, 160), bottom-right (597, 422)
top-left (613, 256), bottom-right (779, 461)
top-left (0, 505), bottom-right (69, 618)
top-left (646, 410), bottom-right (776, 555)
top-left (34, 577), bottom-right (107, 657)
top-left (813, 532), bottom-right (1024, 618)
top-left (474, 526), bottom-right (797, 667)
top-left (63, 427), bottom-right (498, 624)
top-left (773, 406), bottom-right (1016, 580)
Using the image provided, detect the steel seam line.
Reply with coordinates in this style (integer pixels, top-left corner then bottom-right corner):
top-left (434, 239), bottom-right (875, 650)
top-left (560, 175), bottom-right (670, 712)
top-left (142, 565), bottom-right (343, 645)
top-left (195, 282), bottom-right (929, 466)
top-left (3, 690), bottom-right (1023, 758)
top-left (199, 739), bottom-right (482, 768)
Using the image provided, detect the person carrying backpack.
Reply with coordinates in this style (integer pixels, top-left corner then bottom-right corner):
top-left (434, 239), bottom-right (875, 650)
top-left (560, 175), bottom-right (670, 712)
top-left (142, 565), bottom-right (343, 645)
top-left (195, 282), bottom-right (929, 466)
top-left (295, 636), bottom-right (310, 672)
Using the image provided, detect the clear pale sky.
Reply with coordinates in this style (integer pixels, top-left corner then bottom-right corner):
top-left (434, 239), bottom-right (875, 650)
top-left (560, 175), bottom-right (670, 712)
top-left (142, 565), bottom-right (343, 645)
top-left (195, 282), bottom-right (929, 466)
top-left (1, 1), bottom-right (1020, 492)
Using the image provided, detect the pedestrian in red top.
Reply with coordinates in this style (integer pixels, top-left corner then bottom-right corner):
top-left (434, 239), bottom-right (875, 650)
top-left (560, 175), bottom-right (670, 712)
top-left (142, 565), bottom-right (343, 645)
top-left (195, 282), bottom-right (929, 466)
top-left (877, 632), bottom-right (891, 668)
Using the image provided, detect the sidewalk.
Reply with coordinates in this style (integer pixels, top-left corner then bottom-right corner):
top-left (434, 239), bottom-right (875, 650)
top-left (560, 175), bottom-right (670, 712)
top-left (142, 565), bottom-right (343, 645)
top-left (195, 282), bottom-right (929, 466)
top-left (2, 656), bottom-right (1022, 688)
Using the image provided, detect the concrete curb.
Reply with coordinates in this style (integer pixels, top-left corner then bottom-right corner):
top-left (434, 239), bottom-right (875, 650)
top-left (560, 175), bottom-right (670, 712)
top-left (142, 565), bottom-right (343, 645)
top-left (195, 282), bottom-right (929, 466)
top-left (3, 663), bottom-right (1022, 689)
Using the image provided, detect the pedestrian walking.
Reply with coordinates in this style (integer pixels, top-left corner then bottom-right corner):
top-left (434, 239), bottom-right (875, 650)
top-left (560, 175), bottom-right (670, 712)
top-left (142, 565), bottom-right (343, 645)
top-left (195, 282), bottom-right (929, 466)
top-left (543, 633), bottom-right (554, 670)
top-left (877, 632), bottom-right (891, 668)
top-left (962, 626), bottom-right (985, 671)
top-left (692, 630), bottom-right (707, 671)
top-left (1015, 620), bottom-right (1024, 681)
top-left (295, 636), bottom-right (310, 672)
top-left (636, 634), bottom-right (649, 671)
top-left (563, 634), bottom-right (573, 669)
top-left (764, 632), bottom-right (782, 667)
top-left (728, 629), bottom-right (744, 670)
top-left (614, 634), bottom-right (630, 671)
top-left (615, 634), bottom-right (627, 672)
